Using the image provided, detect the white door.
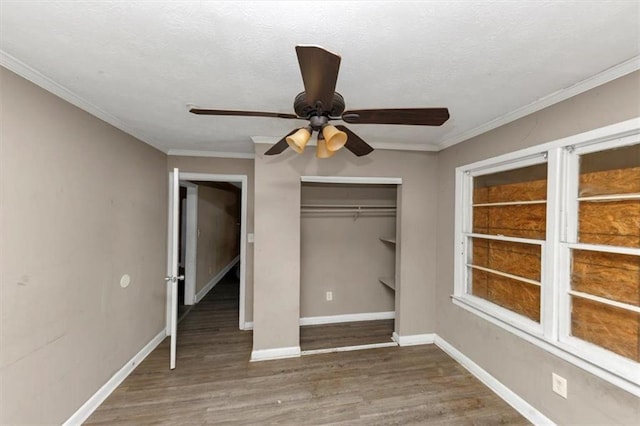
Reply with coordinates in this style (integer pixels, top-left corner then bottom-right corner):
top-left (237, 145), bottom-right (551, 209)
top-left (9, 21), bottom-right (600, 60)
top-left (166, 168), bottom-right (183, 369)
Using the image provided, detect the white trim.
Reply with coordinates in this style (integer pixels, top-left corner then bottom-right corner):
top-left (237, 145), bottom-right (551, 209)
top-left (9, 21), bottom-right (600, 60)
top-left (194, 256), bottom-right (240, 303)
top-left (301, 341), bottom-right (397, 356)
top-left (250, 346), bottom-right (301, 362)
top-left (0, 50), bottom-right (166, 153)
top-left (299, 311), bottom-right (395, 326)
top-left (451, 296), bottom-right (640, 397)
top-left (392, 333), bottom-right (436, 346)
top-left (434, 336), bottom-right (555, 426)
top-left (466, 233), bottom-right (545, 246)
top-left (301, 176), bottom-right (402, 185)
top-left (182, 183), bottom-right (198, 305)
top-left (243, 321), bottom-right (254, 330)
top-left (175, 172), bottom-right (249, 330)
top-left (438, 55), bottom-right (640, 150)
top-left (63, 330), bottom-right (166, 426)
top-left (577, 193), bottom-right (640, 202)
top-left (473, 200), bottom-right (546, 207)
top-left (569, 290), bottom-right (640, 314)
top-left (467, 264), bottom-right (541, 287)
top-left (457, 119), bottom-right (639, 174)
top-left (564, 242), bottom-right (640, 257)
top-left (167, 149), bottom-right (255, 159)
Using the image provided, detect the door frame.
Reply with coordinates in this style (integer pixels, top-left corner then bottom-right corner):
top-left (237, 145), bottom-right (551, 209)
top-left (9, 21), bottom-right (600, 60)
top-left (179, 180), bottom-right (198, 305)
top-left (166, 171), bottom-right (249, 333)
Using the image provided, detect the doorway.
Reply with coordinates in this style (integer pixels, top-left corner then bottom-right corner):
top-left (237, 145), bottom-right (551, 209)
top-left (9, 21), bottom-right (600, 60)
top-left (167, 172), bottom-right (249, 336)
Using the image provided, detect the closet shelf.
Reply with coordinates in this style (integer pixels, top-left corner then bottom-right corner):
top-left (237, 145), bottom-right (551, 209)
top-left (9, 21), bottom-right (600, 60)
top-left (379, 236), bottom-right (396, 244)
top-left (301, 204), bottom-right (396, 217)
top-left (379, 277), bottom-right (396, 291)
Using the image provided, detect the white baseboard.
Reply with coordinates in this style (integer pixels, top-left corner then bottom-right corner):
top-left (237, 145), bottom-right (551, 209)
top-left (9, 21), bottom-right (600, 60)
top-left (301, 341), bottom-right (397, 356)
top-left (194, 255), bottom-right (239, 303)
top-left (392, 332), bottom-right (435, 346)
top-left (300, 311), bottom-right (395, 326)
top-left (63, 329), bottom-right (167, 425)
top-left (434, 336), bottom-right (555, 426)
top-left (242, 321), bottom-right (254, 330)
top-left (250, 346), bottom-right (301, 362)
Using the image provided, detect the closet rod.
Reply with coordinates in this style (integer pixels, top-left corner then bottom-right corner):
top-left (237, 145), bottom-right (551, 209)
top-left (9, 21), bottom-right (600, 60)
top-left (300, 204), bottom-right (396, 209)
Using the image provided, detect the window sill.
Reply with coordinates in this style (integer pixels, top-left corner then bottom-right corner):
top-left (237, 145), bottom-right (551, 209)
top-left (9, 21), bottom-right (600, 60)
top-left (450, 294), bottom-right (640, 397)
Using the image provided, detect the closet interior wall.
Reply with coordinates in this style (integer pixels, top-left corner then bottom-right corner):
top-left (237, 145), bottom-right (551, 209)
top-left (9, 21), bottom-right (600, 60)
top-left (300, 183), bottom-right (397, 319)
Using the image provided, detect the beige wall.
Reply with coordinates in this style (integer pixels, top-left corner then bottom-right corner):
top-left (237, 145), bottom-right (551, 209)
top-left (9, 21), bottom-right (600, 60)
top-left (195, 185), bottom-right (240, 294)
top-left (0, 67), bottom-right (167, 424)
top-left (167, 156), bottom-right (254, 322)
top-left (435, 71), bottom-right (640, 424)
top-left (253, 149), bottom-right (438, 350)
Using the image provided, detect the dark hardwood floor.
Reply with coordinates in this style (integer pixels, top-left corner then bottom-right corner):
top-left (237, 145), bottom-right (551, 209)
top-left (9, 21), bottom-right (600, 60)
top-left (87, 273), bottom-right (529, 425)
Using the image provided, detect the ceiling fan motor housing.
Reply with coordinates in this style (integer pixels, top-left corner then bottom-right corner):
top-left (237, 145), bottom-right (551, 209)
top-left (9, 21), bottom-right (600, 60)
top-left (294, 92), bottom-right (346, 120)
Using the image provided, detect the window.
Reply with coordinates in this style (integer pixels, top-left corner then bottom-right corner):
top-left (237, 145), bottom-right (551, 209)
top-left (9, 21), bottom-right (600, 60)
top-left (454, 119), bottom-right (640, 396)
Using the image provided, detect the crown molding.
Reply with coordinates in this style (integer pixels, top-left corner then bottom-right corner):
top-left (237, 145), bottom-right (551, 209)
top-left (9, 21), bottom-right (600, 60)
top-left (437, 55), bottom-right (640, 151)
top-left (0, 50), bottom-right (167, 152)
top-left (250, 136), bottom-right (439, 152)
top-left (167, 149), bottom-right (255, 159)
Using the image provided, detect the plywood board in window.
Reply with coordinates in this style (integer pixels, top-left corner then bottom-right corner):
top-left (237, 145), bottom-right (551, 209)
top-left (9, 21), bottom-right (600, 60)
top-left (472, 269), bottom-right (540, 322)
top-left (579, 166), bottom-right (640, 197)
top-left (473, 204), bottom-right (546, 239)
top-left (572, 297), bottom-right (639, 362)
top-left (579, 200), bottom-right (640, 248)
top-left (472, 239), bottom-right (541, 281)
top-left (572, 251), bottom-right (640, 307)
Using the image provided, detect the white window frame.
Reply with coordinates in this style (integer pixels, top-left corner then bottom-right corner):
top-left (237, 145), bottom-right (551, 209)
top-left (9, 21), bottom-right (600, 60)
top-left (453, 117), bottom-right (640, 397)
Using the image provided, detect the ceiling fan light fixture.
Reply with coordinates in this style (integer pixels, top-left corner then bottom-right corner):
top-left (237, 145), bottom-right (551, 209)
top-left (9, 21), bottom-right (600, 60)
top-left (286, 127), bottom-right (312, 153)
top-left (322, 125), bottom-right (348, 151)
top-left (316, 133), bottom-right (336, 159)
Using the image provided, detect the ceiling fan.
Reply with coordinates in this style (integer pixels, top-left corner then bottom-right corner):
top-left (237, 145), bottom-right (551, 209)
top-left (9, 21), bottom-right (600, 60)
top-left (190, 45), bottom-right (450, 158)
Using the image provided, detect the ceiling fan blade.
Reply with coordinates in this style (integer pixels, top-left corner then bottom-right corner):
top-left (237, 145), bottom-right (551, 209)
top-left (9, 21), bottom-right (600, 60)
top-left (190, 108), bottom-right (299, 119)
top-left (334, 125), bottom-right (374, 157)
top-left (295, 45), bottom-right (341, 111)
top-left (264, 128), bottom-right (299, 156)
top-left (342, 108), bottom-right (450, 126)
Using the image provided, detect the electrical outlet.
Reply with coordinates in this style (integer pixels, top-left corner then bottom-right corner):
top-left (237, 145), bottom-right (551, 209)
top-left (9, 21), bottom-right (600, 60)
top-left (326, 291), bottom-right (333, 301)
top-left (552, 373), bottom-right (567, 398)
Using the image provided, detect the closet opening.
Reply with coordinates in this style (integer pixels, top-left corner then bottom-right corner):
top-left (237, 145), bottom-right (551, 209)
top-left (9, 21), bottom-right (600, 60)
top-left (299, 176), bottom-right (402, 354)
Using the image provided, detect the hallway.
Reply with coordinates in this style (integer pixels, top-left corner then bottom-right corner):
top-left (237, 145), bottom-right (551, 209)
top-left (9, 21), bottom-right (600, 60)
top-left (86, 274), bottom-right (527, 425)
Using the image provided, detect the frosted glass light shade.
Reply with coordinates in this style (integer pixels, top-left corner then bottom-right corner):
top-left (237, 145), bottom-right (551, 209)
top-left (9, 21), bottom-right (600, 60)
top-left (286, 128), bottom-right (311, 153)
top-left (316, 137), bottom-right (336, 158)
top-left (322, 125), bottom-right (347, 151)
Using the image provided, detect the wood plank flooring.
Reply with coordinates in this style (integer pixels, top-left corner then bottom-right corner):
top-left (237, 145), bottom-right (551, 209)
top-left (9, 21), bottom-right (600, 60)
top-left (87, 273), bottom-right (529, 425)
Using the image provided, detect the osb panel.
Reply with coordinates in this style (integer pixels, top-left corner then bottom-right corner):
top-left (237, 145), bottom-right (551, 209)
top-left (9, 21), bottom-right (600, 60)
top-left (472, 269), bottom-right (540, 322)
top-left (572, 251), bottom-right (640, 306)
top-left (487, 178), bottom-right (547, 203)
top-left (579, 200), bottom-right (640, 248)
top-left (473, 178), bottom-right (547, 204)
top-left (486, 204), bottom-right (546, 239)
top-left (579, 166), bottom-right (640, 197)
top-left (472, 238), bottom-right (541, 281)
top-left (473, 206), bottom-right (489, 232)
top-left (474, 186), bottom-right (489, 204)
top-left (472, 268), bottom-right (489, 299)
top-left (473, 205), bottom-right (546, 239)
top-left (572, 297), bottom-right (639, 362)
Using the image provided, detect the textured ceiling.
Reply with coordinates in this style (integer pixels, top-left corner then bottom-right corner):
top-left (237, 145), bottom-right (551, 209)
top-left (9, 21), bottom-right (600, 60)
top-left (1, 1), bottom-right (639, 155)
